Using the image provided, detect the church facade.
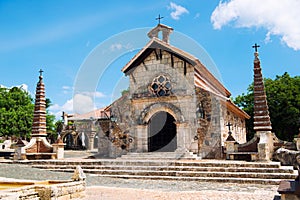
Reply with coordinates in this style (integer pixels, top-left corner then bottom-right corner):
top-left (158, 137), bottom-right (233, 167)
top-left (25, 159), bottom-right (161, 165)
top-left (98, 24), bottom-right (250, 159)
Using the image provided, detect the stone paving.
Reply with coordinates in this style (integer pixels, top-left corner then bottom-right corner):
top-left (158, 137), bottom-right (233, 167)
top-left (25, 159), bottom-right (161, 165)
top-left (0, 151), bottom-right (281, 199)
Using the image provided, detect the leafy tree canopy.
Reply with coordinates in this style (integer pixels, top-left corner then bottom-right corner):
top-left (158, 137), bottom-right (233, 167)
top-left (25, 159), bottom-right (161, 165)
top-left (234, 72), bottom-right (300, 141)
top-left (0, 86), bottom-right (57, 140)
top-left (0, 87), bottom-right (34, 139)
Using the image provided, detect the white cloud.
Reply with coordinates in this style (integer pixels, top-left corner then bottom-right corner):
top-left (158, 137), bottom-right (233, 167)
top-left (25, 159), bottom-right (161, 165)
top-left (62, 86), bottom-right (71, 90)
top-left (49, 91), bottom-right (106, 119)
top-left (49, 99), bottom-right (74, 119)
top-left (110, 43), bottom-right (133, 52)
top-left (110, 43), bottom-right (123, 51)
top-left (211, 0), bottom-right (300, 50)
top-left (62, 86), bottom-right (73, 94)
top-left (80, 91), bottom-right (106, 98)
top-left (73, 93), bottom-right (95, 114)
top-left (0, 84), bottom-right (30, 93)
top-left (168, 2), bottom-right (189, 20)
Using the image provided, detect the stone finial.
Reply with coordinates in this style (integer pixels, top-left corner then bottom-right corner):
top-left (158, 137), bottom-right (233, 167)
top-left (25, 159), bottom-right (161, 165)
top-left (225, 122), bottom-right (236, 142)
top-left (72, 166), bottom-right (86, 181)
top-left (16, 138), bottom-right (25, 147)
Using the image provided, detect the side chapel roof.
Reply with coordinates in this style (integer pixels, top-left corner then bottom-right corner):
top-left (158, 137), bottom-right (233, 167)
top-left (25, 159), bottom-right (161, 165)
top-left (68, 106), bottom-right (111, 121)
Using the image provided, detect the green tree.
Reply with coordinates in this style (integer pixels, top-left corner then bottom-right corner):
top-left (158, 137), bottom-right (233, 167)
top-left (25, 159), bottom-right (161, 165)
top-left (0, 87), bottom-right (34, 139)
top-left (234, 72), bottom-right (300, 141)
top-left (45, 98), bottom-right (57, 142)
top-left (0, 86), bottom-right (57, 140)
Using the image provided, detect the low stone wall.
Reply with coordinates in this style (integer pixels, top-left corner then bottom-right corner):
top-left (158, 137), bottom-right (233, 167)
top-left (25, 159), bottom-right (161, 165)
top-left (0, 180), bottom-right (85, 200)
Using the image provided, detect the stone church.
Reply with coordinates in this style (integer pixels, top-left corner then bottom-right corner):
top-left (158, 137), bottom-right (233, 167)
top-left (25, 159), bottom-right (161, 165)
top-left (95, 23), bottom-right (250, 159)
top-left (64, 23), bottom-right (250, 159)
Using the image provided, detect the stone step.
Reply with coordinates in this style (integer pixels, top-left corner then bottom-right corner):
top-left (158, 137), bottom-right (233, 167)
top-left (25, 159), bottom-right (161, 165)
top-left (9, 159), bottom-right (296, 185)
top-left (118, 152), bottom-right (199, 160)
top-left (31, 164), bottom-right (294, 174)
top-left (24, 159), bottom-right (283, 169)
top-left (40, 168), bottom-right (297, 180)
top-left (88, 174), bottom-right (286, 185)
top-left (117, 157), bottom-right (198, 160)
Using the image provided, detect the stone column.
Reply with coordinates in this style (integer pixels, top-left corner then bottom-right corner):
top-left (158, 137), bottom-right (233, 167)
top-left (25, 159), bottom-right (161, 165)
top-left (257, 131), bottom-right (273, 161)
top-left (52, 137), bottom-right (65, 159)
top-left (175, 122), bottom-right (190, 153)
top-left (136, 125), bottom-right (148, 152)
top-left (14, 139), bottom-right (26, 160)
top-left (88, 132), bottom-right (96, 151)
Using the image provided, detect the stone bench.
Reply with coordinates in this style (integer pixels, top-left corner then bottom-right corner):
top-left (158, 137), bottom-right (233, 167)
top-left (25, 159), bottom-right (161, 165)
top-left (226, 152), bottom-right (258, 161)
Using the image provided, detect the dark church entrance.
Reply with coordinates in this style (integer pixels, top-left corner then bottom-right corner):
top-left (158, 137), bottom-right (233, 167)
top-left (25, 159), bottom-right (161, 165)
top-left (148, 111), bottom-right (177, 152)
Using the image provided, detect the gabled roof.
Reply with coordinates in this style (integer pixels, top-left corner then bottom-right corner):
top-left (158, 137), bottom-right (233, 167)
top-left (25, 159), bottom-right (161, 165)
top-left (225, 100), bottom-right (250, 119)
top-left (121, 37), bottom-right (231, 98)
top-left (68, 106), bottom-right (111, 121)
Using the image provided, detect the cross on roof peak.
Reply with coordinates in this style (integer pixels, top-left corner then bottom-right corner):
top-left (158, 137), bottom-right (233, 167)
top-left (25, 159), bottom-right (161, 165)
top-left (252, 43), bottom-right (260, 52)
top-left (155, 14), bottom-right (164, 24)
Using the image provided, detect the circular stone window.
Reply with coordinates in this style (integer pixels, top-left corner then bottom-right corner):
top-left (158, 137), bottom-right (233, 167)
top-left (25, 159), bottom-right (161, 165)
top-left (150, 75), bottom-right (172, 97)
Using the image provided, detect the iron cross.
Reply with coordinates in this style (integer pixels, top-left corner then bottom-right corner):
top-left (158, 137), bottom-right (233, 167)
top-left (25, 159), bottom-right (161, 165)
top-left (252, 43), bottom-right (260, 52)
top-left (39, 69), bottom-right (44, 76)
top-left (156, 14), bottom-right (164, 24)
top-left (226, 122), bottom-right (232, 131)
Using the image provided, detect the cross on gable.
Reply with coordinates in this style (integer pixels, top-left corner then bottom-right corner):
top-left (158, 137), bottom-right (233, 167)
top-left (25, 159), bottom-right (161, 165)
top-left (155, 14), bottom-right (164, 24)
top-left (39, 69), bottom-right (44, 77)
top-left (252, 43), bottom-right (260, 52)
top-left (226, 122), bottom-right (232, 132)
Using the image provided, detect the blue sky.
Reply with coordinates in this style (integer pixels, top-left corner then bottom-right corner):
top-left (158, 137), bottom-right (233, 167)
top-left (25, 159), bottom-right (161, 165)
top-left (1, 0), bottom-right (299, 119)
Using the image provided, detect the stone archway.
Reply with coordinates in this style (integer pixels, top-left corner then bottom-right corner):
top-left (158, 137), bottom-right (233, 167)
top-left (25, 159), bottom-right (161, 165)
top-left (148, 111), bottom-right (177, 152)
top-left (63, 133), bottom-right (74, 150)
top-left (75, 132), bottom-right (89, 150)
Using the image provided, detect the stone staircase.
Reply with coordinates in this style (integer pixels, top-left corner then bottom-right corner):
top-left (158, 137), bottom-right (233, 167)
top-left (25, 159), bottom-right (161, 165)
top-left (23, 156), bottom-right (297, 185)
top-left (117, 152), bottom-right (199, 160)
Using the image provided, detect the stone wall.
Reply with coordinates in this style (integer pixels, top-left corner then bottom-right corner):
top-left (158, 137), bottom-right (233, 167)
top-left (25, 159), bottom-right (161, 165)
top-left (195, 88), bottom-right (223, 158)
top-left (0, 180), bottom-right (85, 200)
top-left (221, 105), bottom-right (247, 145)
top-left (129, 50), bottom-right (195, 98)
top-left (127, 50), bottom-right (197, 153)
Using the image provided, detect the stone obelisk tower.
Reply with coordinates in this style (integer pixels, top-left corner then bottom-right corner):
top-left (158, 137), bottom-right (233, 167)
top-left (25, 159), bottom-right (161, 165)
top-left (252, 44), bottom-right (273, 161)
top-left (32, 69), bottom-right (48, 137)
top-left (18, 70), bottom-right (54, 159)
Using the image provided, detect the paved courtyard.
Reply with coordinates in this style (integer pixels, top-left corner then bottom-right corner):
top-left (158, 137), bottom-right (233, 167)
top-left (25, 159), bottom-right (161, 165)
top-left (0, 151), bottom-right (281, 199)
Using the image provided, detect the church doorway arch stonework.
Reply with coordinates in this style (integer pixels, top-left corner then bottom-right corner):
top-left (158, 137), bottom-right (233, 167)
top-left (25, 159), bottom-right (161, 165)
top-left (148, 111), bottom-right (177, 152)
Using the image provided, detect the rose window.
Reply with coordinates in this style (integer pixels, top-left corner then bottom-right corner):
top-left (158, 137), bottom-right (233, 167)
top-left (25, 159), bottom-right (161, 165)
top-left (150, 75), bottom-right (172, 97)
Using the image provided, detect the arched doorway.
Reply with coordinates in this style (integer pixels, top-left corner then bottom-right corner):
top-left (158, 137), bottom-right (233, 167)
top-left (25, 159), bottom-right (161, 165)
top-left (76, 132), bottom-right (89, 150)
top-left (63, 133), bottom-right (74, 150)
top-left (148, 111), bottom-right (177, 152)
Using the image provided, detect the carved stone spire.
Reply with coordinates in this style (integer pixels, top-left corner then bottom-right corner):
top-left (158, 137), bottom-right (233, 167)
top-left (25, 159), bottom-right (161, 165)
top-left (31, 69), bottom-right (47, 137)
top-left (252, 48), bottom-right (272, 132)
